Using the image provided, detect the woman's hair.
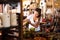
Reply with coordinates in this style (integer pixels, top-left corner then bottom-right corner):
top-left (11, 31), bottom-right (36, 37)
top-left (35, 8), bottom-right (41, 17)
top-left (30, 2), bottom-right (36, 5)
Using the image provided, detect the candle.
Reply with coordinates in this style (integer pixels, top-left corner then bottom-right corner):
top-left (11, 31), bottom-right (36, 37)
top-left (0, 13), bottom-right (3, 28)
top-left (2, 13), bottom-right (10, 27)
top-left (10, 9), bottom-right (18, 26)
top-left (2, 4), bottom-right (11, 27)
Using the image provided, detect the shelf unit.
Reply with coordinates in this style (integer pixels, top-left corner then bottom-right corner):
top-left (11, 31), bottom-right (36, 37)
top-left (0, 0), bottom-right (23, 40)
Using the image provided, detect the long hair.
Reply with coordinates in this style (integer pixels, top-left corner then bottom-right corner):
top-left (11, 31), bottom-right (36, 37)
top-left (35, 8), bottom-right (41, 18)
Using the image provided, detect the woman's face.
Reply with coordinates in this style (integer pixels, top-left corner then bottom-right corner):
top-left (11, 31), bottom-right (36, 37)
top-left (34, 11), bottom-right (39, 17)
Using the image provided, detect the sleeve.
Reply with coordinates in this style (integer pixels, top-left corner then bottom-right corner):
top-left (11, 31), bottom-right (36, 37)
top-left (27, 15), bottom-right (32, 20)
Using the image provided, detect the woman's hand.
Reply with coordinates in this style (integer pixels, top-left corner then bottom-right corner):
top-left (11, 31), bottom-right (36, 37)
top-left (28, 20), bottom-right (31, 24)
top-left (28, 20), bottom-right (38, 28)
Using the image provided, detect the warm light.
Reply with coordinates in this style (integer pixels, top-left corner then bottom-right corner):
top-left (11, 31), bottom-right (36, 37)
top-left (46, 8), bottom-right (52, 14)
top-left (55, 3), bottom-right (59, 6)
top-left (12, 9), bottom-right (17, 14)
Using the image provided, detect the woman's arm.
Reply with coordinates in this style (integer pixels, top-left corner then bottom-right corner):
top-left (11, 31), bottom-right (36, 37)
top-left (23, 18), bottom-right (40, 28)
top-left (23, 18), bottom-right (28, 26)
top-left (23, 19), bottom-right (35, 27)
top-left (28, 18), bottom-right (40, 28)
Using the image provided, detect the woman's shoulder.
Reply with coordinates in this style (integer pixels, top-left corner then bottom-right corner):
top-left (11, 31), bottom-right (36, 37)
top-left (27, 14), bottom-right (33, 19)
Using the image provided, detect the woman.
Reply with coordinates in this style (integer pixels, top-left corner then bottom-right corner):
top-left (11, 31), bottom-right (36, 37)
top-left (23, 8), bottom-right (41, 32)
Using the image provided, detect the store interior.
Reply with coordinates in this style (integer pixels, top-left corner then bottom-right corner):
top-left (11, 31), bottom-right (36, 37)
top-left (0, 0), bottom-right (60, 40)
top-left (23, 0), bottom-right (60, 40)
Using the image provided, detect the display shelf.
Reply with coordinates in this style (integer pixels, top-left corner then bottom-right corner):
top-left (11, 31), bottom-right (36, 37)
top-left (2, 13), bottom-right (21, 40)
top-left (0, 0), bottom-right (22, 39)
